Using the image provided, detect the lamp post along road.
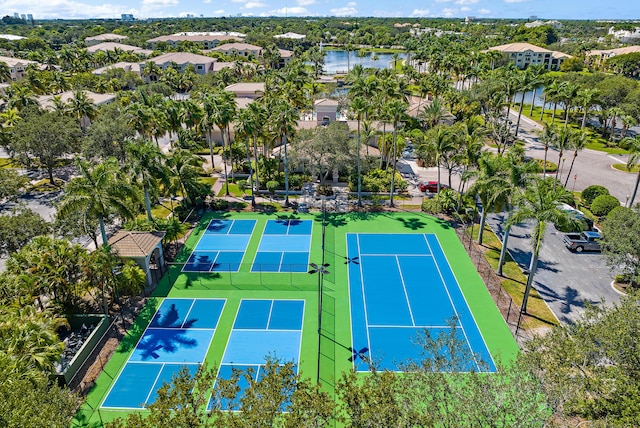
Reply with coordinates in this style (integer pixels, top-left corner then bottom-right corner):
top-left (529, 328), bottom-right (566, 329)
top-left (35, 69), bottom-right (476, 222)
top-left (308, 196), bottom-right (328, 384)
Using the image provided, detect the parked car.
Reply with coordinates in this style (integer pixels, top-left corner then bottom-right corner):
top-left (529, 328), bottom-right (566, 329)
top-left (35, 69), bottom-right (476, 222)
top-left (419, 181), bottom-right (449, 193)
top-left (563, 231), bottom-right (602, 253)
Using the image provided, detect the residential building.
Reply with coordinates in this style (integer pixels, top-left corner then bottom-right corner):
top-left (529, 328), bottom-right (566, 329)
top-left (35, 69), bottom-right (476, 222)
top-left (524, 20), bottom-right (563, 29)
top-left (0, 34), bottom-right (25, 41)
top-left (0, 55), bottom-right (38, 81)
top-left (278, 49), bottom-right (294, 68)
top-left (85, 33), bottom-right (129, 46)
top-left (486, 42), bottom-right (571, 71)
top-left (314, 98), bottom-right (339, 125)
top-left (225, 82), bottom-right (265, 99)
top-left (139, 52), bottom-right (219, 82)
top-left (86, 42), bottom-right (152, 56)
top-left (92, 61), bottom-right (142, 76)
top-left (37, 90), bottom-right (115, 129)
top-left (209, 42), bottom-right (263, 58)
top-left (146, 33), bottom-right (242, 50)
top-left (608, 26), bottom-right (640, 43)
top-left (121, 14), bottom-right (134, 22)
top-left (586, 46), bottom-right (640, 66)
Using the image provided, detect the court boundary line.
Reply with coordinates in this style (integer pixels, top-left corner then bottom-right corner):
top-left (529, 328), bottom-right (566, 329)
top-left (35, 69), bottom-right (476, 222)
top-left (423, 234), bottom-right (480, 371)
top-left (266, 300), bottom-right (275, 328)
top-left (429, 234), bottom-right (498, 370)
top-left (252, 219), bottom-right (313, 272)
top-left (142, 363), bottom-right (167, 407)
top-left (345, 235), bottom-right (356, 372)
top-left (100, 297), bottom-right (225, 409)
top-left (394, 255), bottom-right (416, 326)
top-left (182, 219), bottom-right (256, 273)
top-left (355, 234), bottom-right (373, 364)
top-left (368, 325), bottom-right (454, 329)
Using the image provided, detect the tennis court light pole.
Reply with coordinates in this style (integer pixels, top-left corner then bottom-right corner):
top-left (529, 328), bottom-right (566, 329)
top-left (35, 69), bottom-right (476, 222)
top-left (309, 262), bottom-right (329, 384)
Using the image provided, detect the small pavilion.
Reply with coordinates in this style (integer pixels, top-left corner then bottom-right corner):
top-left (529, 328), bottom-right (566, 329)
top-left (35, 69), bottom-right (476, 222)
top-left (108, 231), bottom-right (167, 286)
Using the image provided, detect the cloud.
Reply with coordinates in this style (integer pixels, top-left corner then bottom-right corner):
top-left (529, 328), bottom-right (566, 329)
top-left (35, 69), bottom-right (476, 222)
top-left (273, 6), bottom-right (308, 14)
top-left (243, 1), bottom-right (266, 8)
top-left (504, 0), bottom-right (530, 2)
top-left (439, 7), bottom-right (458, 16)
top-left (411, 8), bottom-right (430, 16)
top-left (212, 8), bottom-right (224, 14)
top-left (330, 2), bottom-right (357, 16)
top-left (461, 6), bottom-right (470, 11)
top-left (456, 0), bottom-right (478, 4)
top-left (142, 0), bottom-right (178, 5)
top-left (296, 0), bottom-right (315, 5)
top-left (478, 8), bottom-right (491, 14)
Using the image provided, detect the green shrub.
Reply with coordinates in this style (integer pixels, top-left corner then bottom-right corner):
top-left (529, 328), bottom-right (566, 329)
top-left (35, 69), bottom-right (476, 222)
top-left (591, 194), bottom-right (620, 217)
top-left (266, 180), bottom-right (279, 195)
top-left (581, 185), bottom-right (610, 206)
top-left (209, 199), bottom-right (229, 211)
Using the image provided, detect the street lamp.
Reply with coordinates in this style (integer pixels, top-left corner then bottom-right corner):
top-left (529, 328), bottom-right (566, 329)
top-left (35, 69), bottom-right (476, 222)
top-left (309, 262), bottom-right (329, 384)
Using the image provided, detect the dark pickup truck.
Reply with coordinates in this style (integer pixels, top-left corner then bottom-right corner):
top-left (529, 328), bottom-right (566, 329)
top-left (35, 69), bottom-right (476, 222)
top-left (563, 231), bottom-right (602, 253)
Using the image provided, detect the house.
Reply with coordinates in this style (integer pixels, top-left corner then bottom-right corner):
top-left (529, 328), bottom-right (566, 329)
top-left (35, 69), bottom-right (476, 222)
top-left (314, 98), bottom-right (340, 125)
top-left (107, 231), bottom-right (166, 286)
top-left (278, 49), bottom-right (294, 68)
top-left (0, 55), bottom-right (38, 81)
top-left (85, 33), bottom-right (129, 46)
top-left (86, 42), bottom-right (153, 56)
top-left (209, 42), bottom-right (263, 58)
top-left (140, 52), bottom-right (217, 82)
top-left (225, 82), bottom-right (265, 99)
top-left (485, 42), bottom-right (572, 71)
top-left (146, 33), bottom-right (242, 50)
top-left (586, 46), bottom-right (640, 67)
top-left (37, 90), bottom-right (115, 129)
top-left (92, 61), bottom-right (142, 76)
top-left (524, 20), bottom-right (563, 29)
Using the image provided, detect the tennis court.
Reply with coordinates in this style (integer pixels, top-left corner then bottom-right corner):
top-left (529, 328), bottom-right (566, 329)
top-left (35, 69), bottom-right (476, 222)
top-left (101, 298), bottom-right (225, 409)
top-left (210, 299), bottom-right (304, 410)
top-left (251, 220), bottom-right (312, 273)
top-left (183, 219), bottom-right (256, 273)
top-left (347, 233), bottom-right (496, 372)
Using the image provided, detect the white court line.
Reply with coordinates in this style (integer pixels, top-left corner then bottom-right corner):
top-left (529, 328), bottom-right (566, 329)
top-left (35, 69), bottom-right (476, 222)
top-left (395, 255), bottom-right (416, 326)
top-left (265, 299), bottom-right (275, 329)
top-left (430, 234), bottom-right (497, 371)
top-left (356, 234), bottom-right (373, 358)
top-left (423, 234), bottom-right (481, 371)
top-left (368, 324), bottom-right (453, 329)
top-left (143, 362), bottom-right (167, 406)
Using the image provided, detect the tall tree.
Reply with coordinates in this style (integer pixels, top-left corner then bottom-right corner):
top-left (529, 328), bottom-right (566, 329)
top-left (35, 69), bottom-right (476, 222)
top-left (67, 90), bottom-right (97, 133)
top-left (271, 99), bottom-right (299, 207)
top-left (58, 158), bottom-right (140, 245)
top-left (386, 99), bottom-right (408, 207)
top-left (125, 139), bottom-right (169, 221)
top-left (622, 135), bottom-right (640, 207)
top-left (508, 177), bottom-right (575, 313)
top-left (350, 96), bottom-right (368, 207)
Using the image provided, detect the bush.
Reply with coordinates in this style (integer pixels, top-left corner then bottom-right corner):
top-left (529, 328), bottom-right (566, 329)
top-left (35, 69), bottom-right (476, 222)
top-left (209, 199), bottom-right (229, 211)
top-left (591, 194), bottom-right (620, 217)
top-left (581, 185), bottom-right (609, 206)
top-left (266, 180), bottom-right (279, 195)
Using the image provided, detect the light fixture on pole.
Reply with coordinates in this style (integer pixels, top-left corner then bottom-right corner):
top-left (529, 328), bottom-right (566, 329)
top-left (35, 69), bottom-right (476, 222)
top-left (309, 262), bottom-right (329, 384)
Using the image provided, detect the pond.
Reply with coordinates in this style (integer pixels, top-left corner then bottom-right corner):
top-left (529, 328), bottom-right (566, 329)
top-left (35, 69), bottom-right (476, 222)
top-left (318, 49), bottom-right (407, 75)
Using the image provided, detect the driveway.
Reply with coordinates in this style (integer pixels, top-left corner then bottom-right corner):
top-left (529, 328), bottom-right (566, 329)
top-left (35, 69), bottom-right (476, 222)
top-left (487, 213), bottom-right (621, 324)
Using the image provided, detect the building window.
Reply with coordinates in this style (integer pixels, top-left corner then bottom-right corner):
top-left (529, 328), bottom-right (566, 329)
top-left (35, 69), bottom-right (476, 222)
top-left (197, 65), bottom-right (203, 70)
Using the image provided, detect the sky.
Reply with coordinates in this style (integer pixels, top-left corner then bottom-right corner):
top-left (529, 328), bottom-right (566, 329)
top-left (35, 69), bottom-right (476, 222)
top-left (0, 0), bottom-right (637, 21)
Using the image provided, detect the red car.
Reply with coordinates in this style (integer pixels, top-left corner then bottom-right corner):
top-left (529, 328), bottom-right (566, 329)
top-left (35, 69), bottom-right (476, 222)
top-left (419, 181), bottom-right (449, 193)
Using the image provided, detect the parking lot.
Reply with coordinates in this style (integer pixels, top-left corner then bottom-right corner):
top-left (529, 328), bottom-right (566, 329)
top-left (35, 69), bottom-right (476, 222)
top-left (487, 213), bottom-right (621, 324)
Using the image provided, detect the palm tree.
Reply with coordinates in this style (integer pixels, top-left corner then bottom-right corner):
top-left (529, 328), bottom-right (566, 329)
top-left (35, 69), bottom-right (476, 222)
top-left (553, 127), bottom-right (574, 184)
top-left (166, 149), bottom-right (203, 208)
top-left (538, 123), bottom-right (557, 176)
top-left (514, 68), bottom-right (537, 136)
top-left (560, 82), bottom-right (580, 129)
top-left (58, 158), bottom-right (140, 246)
top-left (386, 99), bottom-right (408, 207)
top-left (0, 61), bottom-right (11, 83)
top-left (469, 153), bottom-right (509, 245)
top-left (496, 151), bottom-right (537, 275)
top-left (622, 135), bottom-right (640, 207)
top-left (67, 90), bottom-right (97, 132)
top-left (5, 85), bottom-right (37, 111)
top-left (350, 96), bottom-right (368, 207)
top-left (564, 130), bottom-right (587, 187)
top-left (577, 88), bottom-right (599, 130)
top-left (125, 139), bottom-right (169, 221)
top-left (210, 90), bottom-right (237, 196)
top-left (237, 108), bottom-right (259, 207)
top-left (508, 177), bottom-right (575, 313)
top-left (527, 65), bottom-right (546, 117)
top-left (271, 99), bottom-right (299, 207)
top-left (423, 125), bottom-right (456, 194)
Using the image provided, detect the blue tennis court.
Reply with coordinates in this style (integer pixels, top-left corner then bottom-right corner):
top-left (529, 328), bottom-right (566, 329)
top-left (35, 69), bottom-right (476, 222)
top-left (183, 219), bottom-right (256, 273)
top-left (102, 298), bottom-right (226, 409)
top-left (347, 233), bottom-right (495, 372)
top-left (251, 220), bottom-right (312, 273)
top-left (209, 299), bottom-right (304, 410)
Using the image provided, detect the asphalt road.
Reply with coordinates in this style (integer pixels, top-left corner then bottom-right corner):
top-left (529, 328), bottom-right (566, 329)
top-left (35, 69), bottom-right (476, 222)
top-left (487, 213), bottom-right (621, 324)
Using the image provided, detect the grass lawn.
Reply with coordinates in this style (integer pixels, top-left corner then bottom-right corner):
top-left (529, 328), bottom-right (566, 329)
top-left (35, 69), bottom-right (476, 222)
top-left (27, 178), bottom-right (65, 192)
top-left (612, 163), bottom-right (640, 173)
top-left (515, 104), bottom-right (629, 155)
top-left (470, 225), bottom-right (559, 330)
top-left (217, 182), bottom-right (252, 197)
top-left (0, 158), bottom-right (20, 168)
top-left (151, 204), bottom-right (172, 219)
